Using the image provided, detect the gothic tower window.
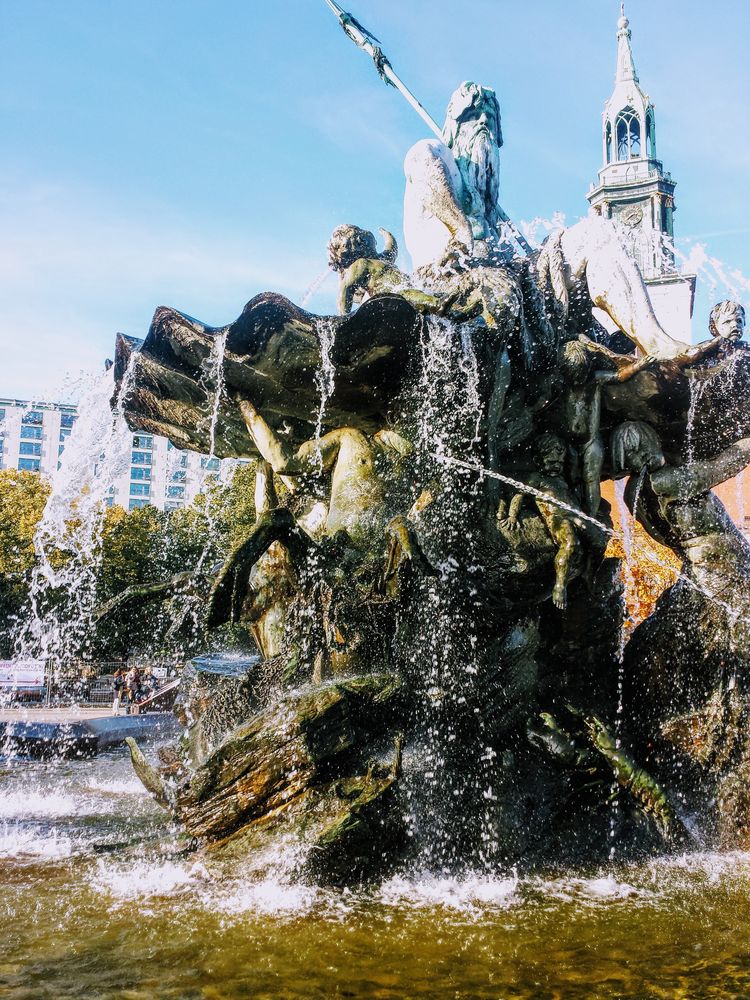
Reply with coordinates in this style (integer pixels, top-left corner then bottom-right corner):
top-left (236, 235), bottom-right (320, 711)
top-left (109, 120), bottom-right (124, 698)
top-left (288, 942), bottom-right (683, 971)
top-left (605, 121), bottom-right (613, 163)
top-left (616, 107), bottom-right (641, 160)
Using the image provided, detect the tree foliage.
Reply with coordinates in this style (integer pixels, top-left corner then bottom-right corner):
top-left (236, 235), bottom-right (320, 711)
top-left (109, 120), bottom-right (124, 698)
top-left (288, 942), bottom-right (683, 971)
top-left (0, 462), bottom-right (260, 659)
top-left (0, 471), bottom-right (51, 652)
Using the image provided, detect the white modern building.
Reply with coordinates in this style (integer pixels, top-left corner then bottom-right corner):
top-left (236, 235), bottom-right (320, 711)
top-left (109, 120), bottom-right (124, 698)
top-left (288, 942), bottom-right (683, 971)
top-left (0, 398), bottom-right (78, 477)
top-left (0, 398), bottom-right (234, 512)
top-left (107, 431), bottom-right (227, 512)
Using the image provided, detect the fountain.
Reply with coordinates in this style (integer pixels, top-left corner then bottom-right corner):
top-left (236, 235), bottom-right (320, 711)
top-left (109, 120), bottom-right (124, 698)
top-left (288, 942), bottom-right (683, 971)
top-left (95, 77), bottom-right (750, 884)
top-left (6, 10), bottom-right (750, 998)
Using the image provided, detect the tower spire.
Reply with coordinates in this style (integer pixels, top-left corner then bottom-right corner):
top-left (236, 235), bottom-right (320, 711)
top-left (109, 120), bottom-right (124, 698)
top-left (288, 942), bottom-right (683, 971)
top-left (616, 3), bottom-right (638, 84)
top-left (588, 3), bottom-right (696, 342)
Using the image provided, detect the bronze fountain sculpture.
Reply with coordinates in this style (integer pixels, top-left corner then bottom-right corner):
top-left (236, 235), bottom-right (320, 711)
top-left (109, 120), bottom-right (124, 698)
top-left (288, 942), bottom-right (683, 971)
top-left (112, 73), bottom-right (750, 883)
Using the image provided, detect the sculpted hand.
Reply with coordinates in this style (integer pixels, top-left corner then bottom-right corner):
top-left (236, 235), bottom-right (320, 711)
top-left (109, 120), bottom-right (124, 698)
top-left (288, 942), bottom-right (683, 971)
top-left (443, 231), bottom-right (474, 266)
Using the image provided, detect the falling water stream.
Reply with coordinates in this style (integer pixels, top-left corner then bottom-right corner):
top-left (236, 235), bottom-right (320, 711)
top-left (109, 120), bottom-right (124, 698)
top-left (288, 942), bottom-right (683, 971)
top-left (194, 330), bottom-right (232, 574)
top-left (313, 318), bottom-right (336, 471)
top-left (402, 316), bottom-right (500, 873)
top-left (203, 330), bottom-right (228, 461)
top-left (14, 364), bottom-right (137, 667)
top-left (608, 471), bottom-right (646, 858)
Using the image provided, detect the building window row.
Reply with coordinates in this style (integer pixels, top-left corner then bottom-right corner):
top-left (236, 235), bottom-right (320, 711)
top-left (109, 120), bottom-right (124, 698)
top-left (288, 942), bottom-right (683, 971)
top-left (21, 410), bottom-right (43, 426)
top-left (130, 483), bottom-right (151, 497)
top-left (133, 434), bottom-right (153, 450)
top-left (19, 441), bottom-right (42, 457)
top-left (20, 425), bottom-right (43, 441)
top-left (131, 466), bottom-right (152, 481)
top-left (18, 458), bottom-right (40, 471)
top-left (131, 451), bottom-right (152, 466)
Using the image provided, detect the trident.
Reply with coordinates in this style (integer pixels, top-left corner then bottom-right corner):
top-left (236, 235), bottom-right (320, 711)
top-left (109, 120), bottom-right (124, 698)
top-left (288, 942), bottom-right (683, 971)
top-left (322, 0), bottom-right (533, 256)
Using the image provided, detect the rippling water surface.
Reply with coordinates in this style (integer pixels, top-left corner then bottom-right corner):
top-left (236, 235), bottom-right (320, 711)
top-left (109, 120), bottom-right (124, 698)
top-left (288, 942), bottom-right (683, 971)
top-left (2, 744), bottom-right (750, 999)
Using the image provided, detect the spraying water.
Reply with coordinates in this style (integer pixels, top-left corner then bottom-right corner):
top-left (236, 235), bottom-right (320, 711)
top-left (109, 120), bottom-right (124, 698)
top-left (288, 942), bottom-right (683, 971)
top-left (301, 268), bottom-right (333, 307)
top-left (13, 364), bottom-right (136, 669)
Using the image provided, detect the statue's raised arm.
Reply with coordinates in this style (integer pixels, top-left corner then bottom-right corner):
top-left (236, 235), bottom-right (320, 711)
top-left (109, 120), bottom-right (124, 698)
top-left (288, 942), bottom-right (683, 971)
top-left (652, 437), bottom-right (750, 502)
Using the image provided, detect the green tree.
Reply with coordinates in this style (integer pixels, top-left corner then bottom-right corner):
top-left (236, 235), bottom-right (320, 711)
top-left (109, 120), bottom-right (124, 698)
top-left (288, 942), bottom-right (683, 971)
top-left (0, 461), bottom-right (264, 660)
top-left (0, 471), bottom-right (51, 655)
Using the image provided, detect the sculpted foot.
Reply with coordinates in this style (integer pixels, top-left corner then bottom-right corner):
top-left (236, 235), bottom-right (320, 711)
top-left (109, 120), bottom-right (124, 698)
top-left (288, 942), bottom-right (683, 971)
top-left (552, 583), bottom-right (568, 610)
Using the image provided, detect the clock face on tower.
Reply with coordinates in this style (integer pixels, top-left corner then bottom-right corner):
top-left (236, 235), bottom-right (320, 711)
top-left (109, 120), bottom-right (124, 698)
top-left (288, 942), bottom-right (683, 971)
top-left (619, 203), bottom-right (645, 228)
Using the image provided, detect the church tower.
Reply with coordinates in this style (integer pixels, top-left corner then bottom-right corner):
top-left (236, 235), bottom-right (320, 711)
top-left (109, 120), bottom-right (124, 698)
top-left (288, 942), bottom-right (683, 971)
top-left (587, 4), bottom-right (695, 339)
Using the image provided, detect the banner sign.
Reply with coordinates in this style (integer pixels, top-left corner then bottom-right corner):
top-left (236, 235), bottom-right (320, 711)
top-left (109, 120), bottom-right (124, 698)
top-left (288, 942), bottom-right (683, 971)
top-left (0, 660), bottom-right (46, 689)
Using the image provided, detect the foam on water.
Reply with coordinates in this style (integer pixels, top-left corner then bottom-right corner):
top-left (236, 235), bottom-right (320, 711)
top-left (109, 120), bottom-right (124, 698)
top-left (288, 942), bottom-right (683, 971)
top-left (73, 849), bottom-right (750, 924)
top-left (215, 879), bottom-right (325, 919)
top-left (92, 858), bottom-right (207, 902)
top-left (0, 788), bottom-right (88, 820)
top-left (0, 822), bottom-right (75, 859)
top-left (84, 776), bottom-right (146, 796)
top-left (379, 872), bottom-right (519, 912)
top-left (529, 873), bottom-right (648, 908)
top-left (642, 849), bottom-right (750, 887)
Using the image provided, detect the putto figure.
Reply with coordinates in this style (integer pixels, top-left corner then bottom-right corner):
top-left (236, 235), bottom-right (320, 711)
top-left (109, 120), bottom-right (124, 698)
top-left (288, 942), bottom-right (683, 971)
top-left (710, 299), bottom-right (746, 343)
top-left (611, 419), bottom-right (750, 604)
top-left (701, 299), bottom-right (747, 362)
top-left (503, 432), bottom-right (600, 610)
top-left (328, 224), bottom-right (442, 316)
top-left (551, 339), bottom-right (654, 515)
top-left (328, 224), bottom-right (399, 314)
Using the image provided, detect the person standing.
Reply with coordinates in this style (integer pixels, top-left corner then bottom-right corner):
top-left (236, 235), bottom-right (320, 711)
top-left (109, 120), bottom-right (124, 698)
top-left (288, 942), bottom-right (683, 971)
top-left (112, 668), bottom-right (125, 716)
top-left (124, 665), bottom-right (141, 714)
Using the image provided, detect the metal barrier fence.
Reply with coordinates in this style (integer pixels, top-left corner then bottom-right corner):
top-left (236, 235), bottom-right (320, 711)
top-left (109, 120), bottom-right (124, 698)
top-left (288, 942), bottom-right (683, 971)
top-left (43, 659), bottom-right (181, 707)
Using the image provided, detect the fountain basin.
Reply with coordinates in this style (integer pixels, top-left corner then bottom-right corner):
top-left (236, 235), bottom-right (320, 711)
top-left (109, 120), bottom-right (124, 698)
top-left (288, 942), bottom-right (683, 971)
top-left (0, 708), bottom-right (180, 759)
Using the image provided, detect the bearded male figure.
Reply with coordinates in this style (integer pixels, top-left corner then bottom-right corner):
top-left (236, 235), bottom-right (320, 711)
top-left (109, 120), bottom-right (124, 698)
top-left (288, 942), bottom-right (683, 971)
top-left (403, 81), bottom-right (691, 361)
top-left (404, 81), bottom-right (504, 268)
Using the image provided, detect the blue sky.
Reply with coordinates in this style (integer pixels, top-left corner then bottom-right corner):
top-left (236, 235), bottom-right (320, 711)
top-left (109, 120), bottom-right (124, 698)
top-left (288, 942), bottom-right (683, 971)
top-left (2, 1), bottom-right (750, 400)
